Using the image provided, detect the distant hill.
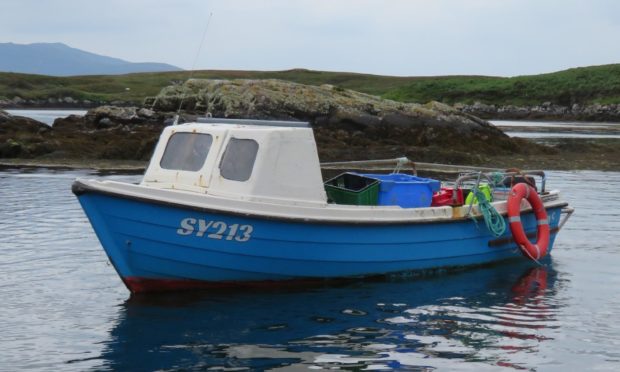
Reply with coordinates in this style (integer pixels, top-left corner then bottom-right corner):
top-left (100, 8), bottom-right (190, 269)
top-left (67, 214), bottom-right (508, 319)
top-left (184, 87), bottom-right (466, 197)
top-left (0, 42), bottom-right (182, 76)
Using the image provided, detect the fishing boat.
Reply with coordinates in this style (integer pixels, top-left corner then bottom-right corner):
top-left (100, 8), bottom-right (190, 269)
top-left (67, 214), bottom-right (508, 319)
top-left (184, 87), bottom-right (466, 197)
top-left (72, 118), bottom-right (573, 293)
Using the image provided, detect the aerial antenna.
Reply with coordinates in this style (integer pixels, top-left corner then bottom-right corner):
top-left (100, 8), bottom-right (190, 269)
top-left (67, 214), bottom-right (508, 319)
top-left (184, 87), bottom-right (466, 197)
top-left (173, 11), bottom-right (214, 125)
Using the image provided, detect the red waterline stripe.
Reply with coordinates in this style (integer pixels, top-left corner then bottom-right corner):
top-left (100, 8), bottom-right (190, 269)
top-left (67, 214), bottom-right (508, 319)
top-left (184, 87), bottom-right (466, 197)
top-left (122, 276), bottom-right (354, 294)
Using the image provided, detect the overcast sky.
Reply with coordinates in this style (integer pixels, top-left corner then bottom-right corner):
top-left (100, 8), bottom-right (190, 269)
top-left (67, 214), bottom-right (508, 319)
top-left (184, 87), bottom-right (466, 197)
top-left (2, 0), bottom-right (620, 77)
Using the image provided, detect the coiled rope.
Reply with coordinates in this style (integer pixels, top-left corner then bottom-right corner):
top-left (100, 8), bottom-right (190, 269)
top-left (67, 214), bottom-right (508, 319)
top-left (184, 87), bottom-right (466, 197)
top-left (469, 186), bottom-right (506, 237)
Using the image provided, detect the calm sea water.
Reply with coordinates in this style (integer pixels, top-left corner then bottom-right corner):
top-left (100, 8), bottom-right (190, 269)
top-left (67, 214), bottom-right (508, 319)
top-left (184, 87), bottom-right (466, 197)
top-left (5, 109), bottom-right (87, 126)
top-left (1, 168), bottom-right (619, 371)
top-left (490, 120), bottom-right (620, 139)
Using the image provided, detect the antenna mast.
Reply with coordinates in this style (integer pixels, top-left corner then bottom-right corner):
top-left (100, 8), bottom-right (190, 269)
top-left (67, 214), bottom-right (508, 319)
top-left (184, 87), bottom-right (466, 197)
top-left (173, 12), bottom-right (214, 125)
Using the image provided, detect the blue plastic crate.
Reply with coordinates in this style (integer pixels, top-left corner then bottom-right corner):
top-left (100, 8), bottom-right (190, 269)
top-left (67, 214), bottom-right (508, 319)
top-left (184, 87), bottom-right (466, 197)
top-left (358, 173), bottom-right (441, 208)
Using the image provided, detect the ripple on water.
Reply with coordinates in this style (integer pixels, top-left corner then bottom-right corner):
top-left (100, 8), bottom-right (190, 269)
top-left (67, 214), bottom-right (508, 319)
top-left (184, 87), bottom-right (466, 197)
top-left (0, 170), bottom-right (137, 371)
top-left (1, 169), bottom-right (620, 371)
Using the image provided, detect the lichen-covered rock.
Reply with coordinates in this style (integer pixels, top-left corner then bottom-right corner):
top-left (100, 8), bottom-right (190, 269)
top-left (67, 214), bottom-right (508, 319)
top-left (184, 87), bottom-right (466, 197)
top-left (0, 138), bottom-right (23, 157)
top-left (0, 110), bottom-right (51, 134)
top-left (458, 102), bottom-right (620, 122)
top-left (52, 114), bottom-right (96, 131)
top-left (149, 79), bottom-right (501, 131)
top-left (137, 108), bottom-right (155, 119)
top-left (147, 79), bottom-right (519, 157)
top-left (79, 105), bottom-right (168, 127)
top-left (86, 106), bottom-right (141, 123)
top-left (0, 111), bottom-right (54, 158)
top-left (0, 80), bottom-right (552, 164)
top-left (152, 79), bottom-right (455, 121)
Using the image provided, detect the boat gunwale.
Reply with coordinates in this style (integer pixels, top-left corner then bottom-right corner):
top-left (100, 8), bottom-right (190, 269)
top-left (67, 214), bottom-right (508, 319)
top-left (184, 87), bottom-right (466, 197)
top-left (72, 179), bottom-right (569, 226)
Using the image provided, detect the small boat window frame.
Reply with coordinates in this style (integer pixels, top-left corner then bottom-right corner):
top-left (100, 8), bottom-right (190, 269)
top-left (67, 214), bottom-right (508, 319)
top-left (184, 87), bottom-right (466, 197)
top-left (160, 132), bottom-right (213, 172)
top-left (219, 138), bottom-right (259, 182)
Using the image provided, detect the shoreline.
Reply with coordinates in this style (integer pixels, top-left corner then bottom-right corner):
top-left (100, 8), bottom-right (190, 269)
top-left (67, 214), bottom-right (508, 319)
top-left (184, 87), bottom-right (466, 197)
top-left (2, 147), bottom-right (619, 173)
top-left (0, 159), bottom-right (147, 172)
top-left (4, 104), bottom-right (620, 123)
top-left (2, 112), bottom-right (619, 172)
top-left (2, 82), bottom-right (619, 173)
top-left (457, 102), bottom-right (620, 123)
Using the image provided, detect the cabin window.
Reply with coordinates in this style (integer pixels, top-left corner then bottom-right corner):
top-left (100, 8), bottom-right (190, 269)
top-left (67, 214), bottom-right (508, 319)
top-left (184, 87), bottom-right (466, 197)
top-left (219, 138), bottom-right (259, 181)
top-left (160, 133), bottom-right (213, 171)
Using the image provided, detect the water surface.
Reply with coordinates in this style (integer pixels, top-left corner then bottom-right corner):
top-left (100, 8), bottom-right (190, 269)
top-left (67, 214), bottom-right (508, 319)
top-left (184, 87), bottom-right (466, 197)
top-left (5, 109), bottom-right (87, 126)
top-left (490, 120), bottom-right (620, 129)
top-left (1, 169), bottom-right (619, 371)
top-left (490, 120), bottom-right (620, 139)
top-left (502, 132), bottom-right (620, 139)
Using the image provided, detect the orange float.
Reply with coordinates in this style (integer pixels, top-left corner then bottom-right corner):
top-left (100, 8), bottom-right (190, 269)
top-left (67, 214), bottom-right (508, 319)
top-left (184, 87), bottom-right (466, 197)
top-left (507, 183), bottom-right (550, 260)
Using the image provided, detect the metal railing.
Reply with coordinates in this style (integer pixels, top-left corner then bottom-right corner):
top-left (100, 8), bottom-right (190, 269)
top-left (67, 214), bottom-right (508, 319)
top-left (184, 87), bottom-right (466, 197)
top-left (197, 118), bottom-right (310, 128)
top-left (452, 170), bottom-right (547, 204)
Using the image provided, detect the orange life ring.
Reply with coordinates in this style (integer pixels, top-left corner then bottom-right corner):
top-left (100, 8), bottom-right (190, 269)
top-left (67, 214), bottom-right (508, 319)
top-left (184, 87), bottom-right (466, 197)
top-left (507, 183), bottom-right (550, 260)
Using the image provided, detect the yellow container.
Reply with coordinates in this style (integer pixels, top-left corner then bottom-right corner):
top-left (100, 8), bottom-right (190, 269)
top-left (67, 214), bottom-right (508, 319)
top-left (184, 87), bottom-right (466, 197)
top-left (465, 184), bottom-right (492, 205)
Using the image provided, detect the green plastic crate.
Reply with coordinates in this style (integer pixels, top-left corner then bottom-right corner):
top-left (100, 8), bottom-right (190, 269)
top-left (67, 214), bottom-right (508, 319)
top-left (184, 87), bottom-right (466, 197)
top-left (324, 173), bottom-right (380, 205)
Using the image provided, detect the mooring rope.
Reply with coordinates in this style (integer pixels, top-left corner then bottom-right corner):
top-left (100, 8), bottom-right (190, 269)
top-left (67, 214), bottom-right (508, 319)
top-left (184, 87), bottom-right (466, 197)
top-left (470, 186), bottom-right (506, 237)
top-left (489, 171), bottom-right (505, 187)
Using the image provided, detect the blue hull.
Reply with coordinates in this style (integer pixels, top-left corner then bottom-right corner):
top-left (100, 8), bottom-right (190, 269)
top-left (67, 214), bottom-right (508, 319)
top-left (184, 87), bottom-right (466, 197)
top-left (75, 189), bottom-right (564, 293)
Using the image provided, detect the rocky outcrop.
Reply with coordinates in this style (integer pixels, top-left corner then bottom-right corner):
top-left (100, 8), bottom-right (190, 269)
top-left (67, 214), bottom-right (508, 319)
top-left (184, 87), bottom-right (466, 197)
top-left (0, 107), bottom-right (168, 160)
top-left (0, 109), bottom-right (50, 133)
top-left (457, 102), bottom-right (620, 122)
top-left (49, 106), bottom-right (169, 160)
top-left (146, 79), bottom-right (528, 160)
top-left (1, 80), bottom-right (553, 165)
top-left (0, 96), bottom-right (134, 109)
top-left (0, 110), bottom-right (54, 157)
top-left (147, 79), bottom-right (483, 127)
top-left (53, 105), bottom-right (163, 131)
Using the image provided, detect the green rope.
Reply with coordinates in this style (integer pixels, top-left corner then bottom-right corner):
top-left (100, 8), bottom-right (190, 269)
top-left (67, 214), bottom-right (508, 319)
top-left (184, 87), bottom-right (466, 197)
top-left (470, 187), bottom-right (506, 237)
top-left (489, 172), bottom-right (505, 187)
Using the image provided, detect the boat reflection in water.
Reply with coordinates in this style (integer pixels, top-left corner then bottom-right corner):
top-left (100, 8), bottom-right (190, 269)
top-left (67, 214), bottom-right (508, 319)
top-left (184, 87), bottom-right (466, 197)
top-left (96, 260), bottom-right (562, 370)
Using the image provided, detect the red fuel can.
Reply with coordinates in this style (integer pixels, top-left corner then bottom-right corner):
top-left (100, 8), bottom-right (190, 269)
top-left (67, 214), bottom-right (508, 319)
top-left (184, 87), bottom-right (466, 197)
top-left (431, 187), bottom-right (464, 207)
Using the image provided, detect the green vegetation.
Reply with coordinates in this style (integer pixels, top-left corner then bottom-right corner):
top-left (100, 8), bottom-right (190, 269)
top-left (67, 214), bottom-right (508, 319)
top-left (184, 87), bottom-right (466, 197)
top-left (2, 64), bottom-right (620, 106)
top-left (383, 64), bottom-right (620, 106)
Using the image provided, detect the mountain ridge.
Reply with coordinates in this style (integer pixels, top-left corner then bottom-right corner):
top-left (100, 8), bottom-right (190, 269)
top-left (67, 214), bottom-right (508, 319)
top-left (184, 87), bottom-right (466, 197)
top-left (0, 42), bottom-right (182, 76)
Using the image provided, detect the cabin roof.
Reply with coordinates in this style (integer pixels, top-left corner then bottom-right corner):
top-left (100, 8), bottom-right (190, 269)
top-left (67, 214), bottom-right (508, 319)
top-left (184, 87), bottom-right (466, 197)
top-left (141, 120), bottom-right (327, 205)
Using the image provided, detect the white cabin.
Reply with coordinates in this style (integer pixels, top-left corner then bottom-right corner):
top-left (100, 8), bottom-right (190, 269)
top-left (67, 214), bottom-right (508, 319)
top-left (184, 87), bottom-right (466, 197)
top-left (142, 119), bottom-right (328, 205)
